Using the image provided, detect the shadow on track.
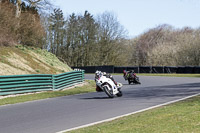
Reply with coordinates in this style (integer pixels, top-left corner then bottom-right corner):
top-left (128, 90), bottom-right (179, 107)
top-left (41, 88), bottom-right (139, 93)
top-left (78, 82), bottom-right (200, 100)
top-left (123, 82), bottom-right (200, 99)
top-left (80, 96), bottom-right (111, 100)
top-left (123, 83), bottom-right (141, 85)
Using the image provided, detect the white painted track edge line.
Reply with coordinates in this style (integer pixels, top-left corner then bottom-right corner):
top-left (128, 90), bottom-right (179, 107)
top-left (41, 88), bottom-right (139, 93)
top-left (57, 93), bottom-right (200, 133)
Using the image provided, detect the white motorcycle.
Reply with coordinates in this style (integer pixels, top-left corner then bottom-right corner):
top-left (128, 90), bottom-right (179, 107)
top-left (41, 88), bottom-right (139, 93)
top-left (95, 71), bottom-right (123, 98)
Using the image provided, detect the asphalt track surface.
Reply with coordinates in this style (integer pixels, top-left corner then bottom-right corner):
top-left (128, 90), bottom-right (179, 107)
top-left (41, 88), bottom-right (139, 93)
top-left (0, 75), bottom-right (199, 133)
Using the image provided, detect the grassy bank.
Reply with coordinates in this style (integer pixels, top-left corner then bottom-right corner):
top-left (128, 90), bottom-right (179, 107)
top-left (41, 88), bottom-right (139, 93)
top-left (0, 80), bottom-right (96, 106)
top-left (0, 45), bottom-right (72, 75)
top-left (68, 95), bottom-right (200, 133)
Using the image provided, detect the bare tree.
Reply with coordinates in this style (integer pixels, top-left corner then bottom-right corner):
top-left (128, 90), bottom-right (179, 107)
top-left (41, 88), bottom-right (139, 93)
top-left (131, 25), bottom-right (200, 66)
top-left (96, 11), bottom-right (128, 65)
top-left (23, 0), bottom-right (52, 10)
top-left (14, 0), bottom-right (52, 18)
top-left (133, 24), bottom-right (173, 66)
top-left (16, 0), bottom-right (21, 17)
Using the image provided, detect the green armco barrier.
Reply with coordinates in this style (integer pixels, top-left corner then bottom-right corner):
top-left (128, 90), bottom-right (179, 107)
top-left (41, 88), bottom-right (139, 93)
top-left (0, 70), bottom-right (85, 96)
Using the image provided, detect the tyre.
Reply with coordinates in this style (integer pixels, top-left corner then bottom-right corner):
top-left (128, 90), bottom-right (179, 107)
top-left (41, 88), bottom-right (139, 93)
top-left (103, 86), bottom-right (114, 98)
top-left (128, 79), bottom-right (131, 84)
top-left (116, 90), bottom-right (123, 97)
top-left (135, 77), bottom-right (141, 84)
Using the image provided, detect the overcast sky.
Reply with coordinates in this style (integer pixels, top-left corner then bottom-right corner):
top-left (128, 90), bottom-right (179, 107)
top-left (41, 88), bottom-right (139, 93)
top-left (53, 0), bottom-right (200, 38)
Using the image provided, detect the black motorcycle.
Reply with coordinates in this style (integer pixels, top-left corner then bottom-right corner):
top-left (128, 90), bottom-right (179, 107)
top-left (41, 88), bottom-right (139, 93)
top-left (123, 70), bottom-right (141, 85)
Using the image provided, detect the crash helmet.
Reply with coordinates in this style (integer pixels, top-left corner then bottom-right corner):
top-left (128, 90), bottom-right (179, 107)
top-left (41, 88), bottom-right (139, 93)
top-left (95, 70), bottom-right (102, 79)
top-left (123, 70), bottom-right (127, 74)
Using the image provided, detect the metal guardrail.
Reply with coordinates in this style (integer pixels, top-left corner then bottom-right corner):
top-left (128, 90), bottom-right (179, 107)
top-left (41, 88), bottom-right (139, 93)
top-left (0, 70), bottom-right (84, 96)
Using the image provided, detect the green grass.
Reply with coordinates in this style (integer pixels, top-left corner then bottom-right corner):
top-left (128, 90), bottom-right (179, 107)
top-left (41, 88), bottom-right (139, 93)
top-left (68, 95), bottom-right (200, 133)
top-left (137, 73), bottom-right (200, 78)
top-left (15, 45), bottom-right (72, 74)
top-left (112, 73), bottom-right (200, 78)
top-left (0, 80), bottom-right (96, 106)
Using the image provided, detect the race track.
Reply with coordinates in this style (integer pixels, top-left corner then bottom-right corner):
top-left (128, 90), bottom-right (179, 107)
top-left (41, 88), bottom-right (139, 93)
top-left (0, 75), bottom-right (199, 133)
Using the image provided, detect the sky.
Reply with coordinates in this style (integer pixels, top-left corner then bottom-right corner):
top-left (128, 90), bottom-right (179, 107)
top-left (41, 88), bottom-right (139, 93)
top-left (53, 0), bottom-right (200, 38)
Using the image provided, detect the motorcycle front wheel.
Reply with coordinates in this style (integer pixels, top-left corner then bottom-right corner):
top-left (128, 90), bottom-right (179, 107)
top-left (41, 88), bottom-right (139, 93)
top-left (116, 90), bottom-right (123, 97)
top-left (103, 86), bottom-right (114, 98)
top-left (135, 77), bottom-right (141, 84)
top-left (128, 79), bottom-right (131, 84)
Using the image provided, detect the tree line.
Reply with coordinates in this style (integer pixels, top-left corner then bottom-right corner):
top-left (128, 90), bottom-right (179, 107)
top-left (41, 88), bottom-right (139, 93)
top-left (129, 24), bottom-right (200, 66)
top-left (0, 1), bottom-right (199, 67)
top-left (44, 9), bottom-right (128, 67)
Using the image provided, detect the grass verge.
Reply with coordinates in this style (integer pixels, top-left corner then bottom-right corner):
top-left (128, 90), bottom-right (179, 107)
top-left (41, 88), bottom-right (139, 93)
top-left (109, 73), bottom-right (200, 78)
top-left (137, 73), bottom-right (200, 78)
top-left (0, 80), bottom-right (96, 106)
top-left (68, 95), bottom-right (200, 133)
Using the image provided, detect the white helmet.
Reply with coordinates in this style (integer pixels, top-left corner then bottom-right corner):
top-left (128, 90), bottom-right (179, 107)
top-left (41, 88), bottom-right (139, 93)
top-left (95, 70), bottom-right (102, 79)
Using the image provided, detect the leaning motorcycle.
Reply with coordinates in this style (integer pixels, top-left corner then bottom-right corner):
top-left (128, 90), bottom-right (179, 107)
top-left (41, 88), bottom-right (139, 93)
top-left (123, 70), bottom-right (141, 84)
top-left (95, 72), bottom-right (123, 98)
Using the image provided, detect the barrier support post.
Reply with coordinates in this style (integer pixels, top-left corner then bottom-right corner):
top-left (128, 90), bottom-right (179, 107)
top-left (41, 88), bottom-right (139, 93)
top-left (52, 75), bottom-right (55, 91)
